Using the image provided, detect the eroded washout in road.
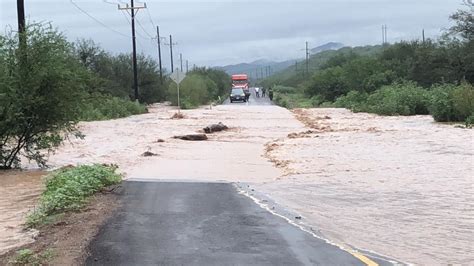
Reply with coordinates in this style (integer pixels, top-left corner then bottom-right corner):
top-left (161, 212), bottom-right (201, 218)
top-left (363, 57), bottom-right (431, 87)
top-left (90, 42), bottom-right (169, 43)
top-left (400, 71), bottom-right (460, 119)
top-left (2, 101), bottom-right (473, 265)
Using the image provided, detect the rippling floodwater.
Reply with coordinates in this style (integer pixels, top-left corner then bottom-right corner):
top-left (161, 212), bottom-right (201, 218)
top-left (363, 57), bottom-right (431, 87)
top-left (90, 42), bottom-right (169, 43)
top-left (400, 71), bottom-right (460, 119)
top-left (11, 105), bottom-right (472, 264)
top-left (0, 170), bottom-right (45, 255)
top-left (257, 108), bottom-right (474, 265)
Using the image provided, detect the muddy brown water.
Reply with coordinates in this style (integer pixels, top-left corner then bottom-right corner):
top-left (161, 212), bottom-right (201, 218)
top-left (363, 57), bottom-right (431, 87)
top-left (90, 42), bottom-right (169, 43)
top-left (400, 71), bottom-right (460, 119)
top-left (0, 170), bottom-right (45, 255)
top-left (256, 108), bottom-right (474, 265)
top-left (2, 105), bottom-right (473, 264)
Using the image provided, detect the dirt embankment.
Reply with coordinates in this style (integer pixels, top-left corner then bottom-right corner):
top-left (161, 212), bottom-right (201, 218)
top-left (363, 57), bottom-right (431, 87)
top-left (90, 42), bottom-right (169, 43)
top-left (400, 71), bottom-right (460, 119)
top-left (0, 187), bottom-right (121, 265)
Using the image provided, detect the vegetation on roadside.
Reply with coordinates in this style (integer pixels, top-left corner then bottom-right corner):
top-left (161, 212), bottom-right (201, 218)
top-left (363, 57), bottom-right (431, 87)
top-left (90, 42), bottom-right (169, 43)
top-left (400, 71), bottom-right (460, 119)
top-left (78, 94), bottom-right (147, 121)
top-left (0, 24), bottom-right (86, 169)
top-left (167, 67), bottom-right (231, 109)
top-left (27, 164), bottom-right (121, 227)
top-left (9, 248), bottom-right (54, 266)
top-left (1, 21), bottom-right (230, 168)
top-left (260, 2), bottom-right (474, 125)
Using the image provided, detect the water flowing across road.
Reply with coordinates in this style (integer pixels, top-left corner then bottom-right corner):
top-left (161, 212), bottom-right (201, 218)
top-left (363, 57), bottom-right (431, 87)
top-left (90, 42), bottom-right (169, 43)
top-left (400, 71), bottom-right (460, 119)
top-left (1, 94), bottom-right (472, 264)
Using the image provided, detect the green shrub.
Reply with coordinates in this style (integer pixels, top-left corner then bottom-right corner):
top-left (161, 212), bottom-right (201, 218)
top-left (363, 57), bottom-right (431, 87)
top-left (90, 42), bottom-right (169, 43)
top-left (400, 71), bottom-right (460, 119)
top-left (27, 164), bottom-right (121, 227)
top-left (365, 82), bottom-right (430, 115)
top-left (273, 85), bottom-right (296, 94)
top-left (333, 91), bottom-right (369, 112)
top-left (428, 84), bottom-right (457, 122)
top-left (465, 115), bottom-right (474, 127)
top-left (429, 83), bottom-right (474, 122)
top-left (79, 94), bottom-right (147, 121)
top-left (310, 95), bottom-right (325, 107)
top-left (0, 24), bottom-right (85, 169)
top-left (333, 82), bottom-right (430, 115)
top-left (452, 83), bottom-right (474, 120)
top-left (168, 74), bottom-right (217, 108)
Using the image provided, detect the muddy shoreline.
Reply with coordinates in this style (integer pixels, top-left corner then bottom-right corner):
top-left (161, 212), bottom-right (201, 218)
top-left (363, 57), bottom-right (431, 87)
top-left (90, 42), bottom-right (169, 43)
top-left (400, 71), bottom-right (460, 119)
top-left (0, 187), bottom-right (121, 265)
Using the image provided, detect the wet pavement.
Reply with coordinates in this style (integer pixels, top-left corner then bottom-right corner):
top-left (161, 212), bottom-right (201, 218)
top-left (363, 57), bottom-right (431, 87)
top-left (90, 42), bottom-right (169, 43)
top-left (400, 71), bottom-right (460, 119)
top-left (86, 181), bottom-right (367, 266)
top-left (223, 87), bottom-right (274, 106)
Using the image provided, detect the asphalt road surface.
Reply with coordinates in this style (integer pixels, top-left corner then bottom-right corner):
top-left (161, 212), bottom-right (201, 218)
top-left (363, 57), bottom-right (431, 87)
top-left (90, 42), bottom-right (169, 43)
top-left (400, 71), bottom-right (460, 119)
top-left (223, 87), bottom-right (274, 106)
top-left (86, 181), bottom-right (369, 266)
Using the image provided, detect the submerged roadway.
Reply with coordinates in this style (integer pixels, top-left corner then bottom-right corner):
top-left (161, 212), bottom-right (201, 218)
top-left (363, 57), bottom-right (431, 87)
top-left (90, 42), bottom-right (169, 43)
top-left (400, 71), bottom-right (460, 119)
top-left (86, 89), bottom-right (396, 266)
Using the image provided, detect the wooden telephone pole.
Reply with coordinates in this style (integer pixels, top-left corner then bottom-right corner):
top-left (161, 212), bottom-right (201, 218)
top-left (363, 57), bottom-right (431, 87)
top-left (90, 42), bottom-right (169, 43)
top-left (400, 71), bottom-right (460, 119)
top-left (118, 0), bottom-right (146, 101)
top-left (156, 26), bottom-right (163, 84)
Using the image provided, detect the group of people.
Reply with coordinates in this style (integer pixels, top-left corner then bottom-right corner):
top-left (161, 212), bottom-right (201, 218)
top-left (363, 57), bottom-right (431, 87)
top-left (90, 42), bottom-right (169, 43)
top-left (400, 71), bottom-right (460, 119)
top-left (254, 87), bottom-right (273, 100)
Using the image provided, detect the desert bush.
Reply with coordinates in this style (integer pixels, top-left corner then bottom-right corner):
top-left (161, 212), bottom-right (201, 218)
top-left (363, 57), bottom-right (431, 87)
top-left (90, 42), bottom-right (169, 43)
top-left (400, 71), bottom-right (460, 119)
top-left (0, 24), bottom-right (85, 169)
top-left (365, 82), bottom-right (430, 115)
top-left (273, 85), bottom-right (296, 94)
top-left (429, 83), bottom-right (474, 122)
top-left (168, 74), bottom-right (218, 108)
top-left (333, 91), bottom-right (369, 112)
top-left (79, 94), bottom-right (147, 121)
top-left (27, 164), bottom-right (121, 227)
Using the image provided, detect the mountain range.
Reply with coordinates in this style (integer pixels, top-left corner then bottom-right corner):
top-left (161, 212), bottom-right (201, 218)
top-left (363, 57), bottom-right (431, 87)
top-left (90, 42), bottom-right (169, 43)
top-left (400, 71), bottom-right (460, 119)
top-left (217, 42), bottom-right (345, 77)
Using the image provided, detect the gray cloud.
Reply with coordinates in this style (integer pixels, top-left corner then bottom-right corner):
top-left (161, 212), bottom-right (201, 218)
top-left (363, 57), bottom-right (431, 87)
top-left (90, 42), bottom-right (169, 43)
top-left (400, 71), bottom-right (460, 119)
top-left (0, 0), bottom-right (462, 66)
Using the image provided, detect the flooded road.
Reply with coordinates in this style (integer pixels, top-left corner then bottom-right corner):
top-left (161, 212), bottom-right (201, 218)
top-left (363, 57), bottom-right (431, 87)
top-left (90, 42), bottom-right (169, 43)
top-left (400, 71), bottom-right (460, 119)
top-left (0, 170), bottom-right (45, 255)
top-left (256, 108), bottom-right (474, 265)
top-left (6, 102), bottom-right (472, 264)
top-left (46, 103), bottom-right (303, 182)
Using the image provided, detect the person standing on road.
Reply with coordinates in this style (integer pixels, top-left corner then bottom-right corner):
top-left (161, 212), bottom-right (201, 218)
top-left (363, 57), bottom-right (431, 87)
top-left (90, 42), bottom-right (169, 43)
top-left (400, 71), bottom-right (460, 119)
top-left (262, 87), bottom-right (266, 98)
top-left (255, 87), bottom-right (260, 98)
top-left (268, 87), bottom-right (273, 101)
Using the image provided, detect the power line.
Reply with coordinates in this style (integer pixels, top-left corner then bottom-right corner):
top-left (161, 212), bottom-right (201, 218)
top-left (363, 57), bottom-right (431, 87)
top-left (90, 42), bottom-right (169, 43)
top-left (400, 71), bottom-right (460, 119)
top-left (70, 0), bottom-right (128, 38)
top-left (145, 8), bottom-right (156, 29)
top-left (118, 9), bottom-right (150, 50)
top-left (135, 17), bottom-right (154, 39)
top-left (118, 0), bottom-right (147, 101)
top-left (121, 10), bottom-right (148, 40)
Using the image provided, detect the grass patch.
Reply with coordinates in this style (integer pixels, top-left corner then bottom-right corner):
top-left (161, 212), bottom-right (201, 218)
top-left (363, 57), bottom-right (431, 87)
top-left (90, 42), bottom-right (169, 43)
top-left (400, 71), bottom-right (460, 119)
top-left (27, 164), bottom-right (122, 227)
top-left (9, 248), bottom-right (54, 266)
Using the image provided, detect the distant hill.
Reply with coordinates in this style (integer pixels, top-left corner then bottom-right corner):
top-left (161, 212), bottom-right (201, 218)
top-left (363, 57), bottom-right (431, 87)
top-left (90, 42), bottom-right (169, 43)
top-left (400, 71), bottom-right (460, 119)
top-left (310, 42), bottom-right (344, 54)
top-left (258, 44), bottom-right (384, 88)
top-left (217, 42), bottom-right (346, 79)
top-left (217, 59), bottom-right (295, 79)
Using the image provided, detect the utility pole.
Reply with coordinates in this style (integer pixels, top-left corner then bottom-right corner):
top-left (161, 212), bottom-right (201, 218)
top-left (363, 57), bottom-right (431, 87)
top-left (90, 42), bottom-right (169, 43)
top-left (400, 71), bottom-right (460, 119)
top-left (382, 25), bottom-right (385, 45)
top-left (186, 60), bottom-right (189, 73)
top-left (165, 35), bottom-right (177, 73)
top-left (422, 29), bottom-right (425, 43)
top-left (180, 53), bottom-right (183, 72)
top-left (382, 25), bottom-right (388, 45)
top-left (305, 41), bottom-right (309, 77)
top-left (118, 1), bottom-right (147, 101)
top-left (169, 35), bottom-right (174, 72)
top-left (17, 0), bottom-right (26, 69)
top-left (156, 26), bottom-right (163, 84)
top-left (17, 0), bottom-right (25, 38)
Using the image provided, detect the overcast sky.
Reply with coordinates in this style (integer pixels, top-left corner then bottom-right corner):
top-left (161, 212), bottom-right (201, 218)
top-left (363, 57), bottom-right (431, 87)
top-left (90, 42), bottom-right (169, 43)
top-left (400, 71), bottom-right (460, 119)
top-left (0, 0), bottom-right (464, 67)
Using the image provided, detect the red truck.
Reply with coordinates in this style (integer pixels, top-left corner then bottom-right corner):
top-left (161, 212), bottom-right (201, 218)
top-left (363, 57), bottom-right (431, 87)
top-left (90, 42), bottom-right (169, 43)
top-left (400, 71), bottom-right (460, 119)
top-left (231, 74), bottom-right (250, 99)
